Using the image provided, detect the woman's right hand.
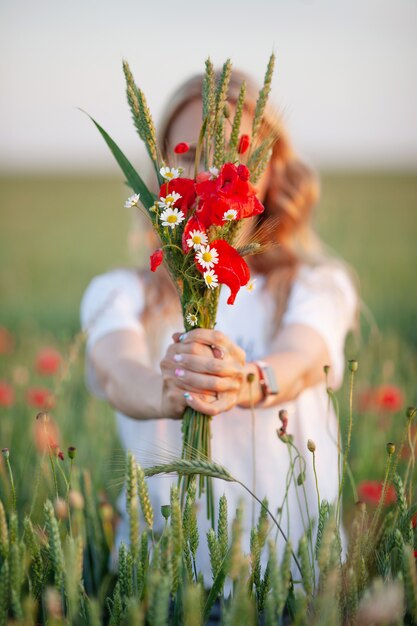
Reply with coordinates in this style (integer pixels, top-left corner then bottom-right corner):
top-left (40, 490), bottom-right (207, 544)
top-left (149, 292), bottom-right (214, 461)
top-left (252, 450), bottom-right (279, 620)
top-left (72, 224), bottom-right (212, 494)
top-left (159, 336), bottom-right (217, 420)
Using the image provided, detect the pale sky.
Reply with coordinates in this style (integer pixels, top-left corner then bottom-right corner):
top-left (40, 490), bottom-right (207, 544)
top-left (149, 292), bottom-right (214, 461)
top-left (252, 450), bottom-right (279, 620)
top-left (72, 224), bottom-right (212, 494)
top-left (1, 0), bottom-right (416, 172)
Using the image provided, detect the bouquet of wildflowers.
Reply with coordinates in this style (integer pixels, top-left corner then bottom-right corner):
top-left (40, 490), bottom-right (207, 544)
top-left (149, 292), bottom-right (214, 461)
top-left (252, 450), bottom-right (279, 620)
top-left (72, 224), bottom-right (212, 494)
top-left (87, 54), bottom-right (276, 521)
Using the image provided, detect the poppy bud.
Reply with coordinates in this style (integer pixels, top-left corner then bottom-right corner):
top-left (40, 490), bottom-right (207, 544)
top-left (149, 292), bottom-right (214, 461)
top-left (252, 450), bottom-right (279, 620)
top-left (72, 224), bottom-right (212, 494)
top-left (386, 442), bottom-right (395, 456)
top-left (68, 446), bottom-right (76, 460)
top-left (174, 142), bottom-right (190, 154)
top-left (278, 409), bottom-right (288, 432)
top-left (297, 472), bottom-right (305, 486)
top-left (1, 448), bottom-right (9, 460)
top-left (348, 359), bottom-right (358, 372)
top-left (237, 134), bottom-right (250, 155)
top-left (161, 504), bottom-right (171, 520)
top-left (323, 365), bottom-right (330, 375)
top-left (247, 372), bottom-right (255, 384)
top-left (307, 439), bottom-right (316, 453)
top-left (36, 411), bottom-right (50, 423)
top-left (406, 406), bottom-right (417, 421)
top-left (237, 164), bottom-right (250, 181)
top-left (279, 409), bottom-right (288, 422)
top-left (150, 249), bottom-right (164, 272)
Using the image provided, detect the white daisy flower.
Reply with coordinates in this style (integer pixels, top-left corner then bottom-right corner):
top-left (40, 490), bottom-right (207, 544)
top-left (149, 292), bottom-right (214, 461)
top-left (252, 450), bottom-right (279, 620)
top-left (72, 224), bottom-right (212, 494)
top-left (203, 270), bottom-right (219, 289)
top-left (209, 166), bottom-right (219, 179)
top-left (186, 312), bottom-right (198, 327)
top-left (158, 191), bottom-right (182, 209)
top-left (124, 193), bottom-right (140, 208)
top-left (159, 207), bottom-right (185, 229)
top-left (196, 245), bottom-right (219, 270)
top-left (222, 209), bottom-right (238, 221)
top-left (246, 279), bottom-right (256, 292)
top-left (186, 229), bottom-right (208, 250)
top-left (160, 166), bottom-right (182, 181)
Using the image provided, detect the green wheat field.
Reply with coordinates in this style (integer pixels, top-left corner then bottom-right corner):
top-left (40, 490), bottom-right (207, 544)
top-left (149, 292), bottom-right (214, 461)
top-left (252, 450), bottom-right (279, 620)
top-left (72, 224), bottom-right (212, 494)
top-left (0, 171), bottom-right (416, 625)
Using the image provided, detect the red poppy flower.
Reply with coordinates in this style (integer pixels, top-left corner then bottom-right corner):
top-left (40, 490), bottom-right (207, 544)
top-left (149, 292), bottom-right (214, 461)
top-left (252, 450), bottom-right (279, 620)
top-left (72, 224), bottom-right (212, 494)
top-left (35, 347), bottom-right (62, 376)
top-left (237, 134), bottom-right (250, 155)
top-left (0, 381), bottom-right (14, 407)
top-left (195, 162), bottom-right (264, 227)
top-left (358, 385), bottom-right (404, 414)
top-left (150, 249), bottom-right (164, 272)
top-left (26, 387), bottom-right (55, 410)
top-left (159, 178), bottom-right (196, 213)
top-left (357, 480), bottom-right (396, 506)
top-left (374, 385), bottom-right (404, 412)
top-left (195, 239), bottom-right (250, 305)
top-left (0, 327), bottom-right (14, 355)
top-left (174, 142), bottom-right (190, 154)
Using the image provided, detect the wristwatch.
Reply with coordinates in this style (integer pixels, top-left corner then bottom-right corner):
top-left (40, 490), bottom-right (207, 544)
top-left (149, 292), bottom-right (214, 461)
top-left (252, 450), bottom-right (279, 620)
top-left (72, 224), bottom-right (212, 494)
top-left (254, 361), bottom-right (280, 399)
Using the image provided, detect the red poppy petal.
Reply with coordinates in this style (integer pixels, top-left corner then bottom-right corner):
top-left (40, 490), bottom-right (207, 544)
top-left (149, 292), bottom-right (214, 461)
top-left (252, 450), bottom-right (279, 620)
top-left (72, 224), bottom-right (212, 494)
top-left (150, 249), bottom-right (164, 272)
top-left (174, 142), bottom-right (190, 154)
top-left (159, 178), bottom-right (196, 213)
top-left (237, 135), bottom-right (250, 155)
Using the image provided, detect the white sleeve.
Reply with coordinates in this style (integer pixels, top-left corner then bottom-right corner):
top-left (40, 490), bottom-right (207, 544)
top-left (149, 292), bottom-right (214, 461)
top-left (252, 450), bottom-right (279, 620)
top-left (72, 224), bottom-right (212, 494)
top-left (280, 264), bottom-right (358, 389)
top-left (79, 268), bottom-right (148, 398)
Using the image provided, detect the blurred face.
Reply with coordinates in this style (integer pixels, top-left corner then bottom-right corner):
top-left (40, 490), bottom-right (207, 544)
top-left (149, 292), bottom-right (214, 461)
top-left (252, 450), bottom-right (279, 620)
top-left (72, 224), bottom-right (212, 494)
top-left (166, 99), bottom-right (272, 202)
top-left (166, 99), bottom-right (273, 246)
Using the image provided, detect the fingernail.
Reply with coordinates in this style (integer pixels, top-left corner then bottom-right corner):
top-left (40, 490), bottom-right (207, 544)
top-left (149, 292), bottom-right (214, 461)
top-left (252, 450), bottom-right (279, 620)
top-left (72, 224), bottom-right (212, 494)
top-left (211, 345), bottom-right (224, 359)
top-left (179, 333), bottom-right (187, 342)
top-left (175, 368), bottom-right (185, 377)
top-left (183, 392), bottom-right (193, 401)
top-left (173, 354), bottom-right (183, 363)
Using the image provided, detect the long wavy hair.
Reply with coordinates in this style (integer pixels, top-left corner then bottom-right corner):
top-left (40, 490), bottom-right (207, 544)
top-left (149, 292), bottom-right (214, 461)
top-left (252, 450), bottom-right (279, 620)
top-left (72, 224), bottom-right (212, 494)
top-left (130, 69), bottom-right (360, 337)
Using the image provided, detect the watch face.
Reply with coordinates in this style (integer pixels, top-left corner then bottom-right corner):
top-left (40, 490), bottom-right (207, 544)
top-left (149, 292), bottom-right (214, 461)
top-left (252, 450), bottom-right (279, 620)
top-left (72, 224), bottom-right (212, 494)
top-left (264, 365), bottom-right (279, 395)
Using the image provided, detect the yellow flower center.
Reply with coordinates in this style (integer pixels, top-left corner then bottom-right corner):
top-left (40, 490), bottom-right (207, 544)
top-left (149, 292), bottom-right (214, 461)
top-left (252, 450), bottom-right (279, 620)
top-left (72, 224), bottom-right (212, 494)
top-left (203, 251), bottom-right (212, 262)
top-left (193, 235), bottom-right (201, 244)
top-left (167, 215), bottom-right (177, 223)
top-left (166, 195), bottom-right (175, 204)
top-left (206, 275), bottom-right (213, 284)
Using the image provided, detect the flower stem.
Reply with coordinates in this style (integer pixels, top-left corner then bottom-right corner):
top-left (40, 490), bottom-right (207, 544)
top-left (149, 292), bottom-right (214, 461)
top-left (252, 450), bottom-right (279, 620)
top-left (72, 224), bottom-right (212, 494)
top-left (368, 451), bottom-right (393, 544)
top-left (312, 451), bottom-right (321, 516)
top-left (5, 457), bottom-right (16, 512)
top-left (48, 449), bottom-right (59, 501)
top-left (403, 422), bottom-right (417, 505)
top-left (248, 378), bottom-right (257, 527)
top-left (338, 368), bottom-right (355, 521)
top-left (236, 479), bottom-right (302, 577)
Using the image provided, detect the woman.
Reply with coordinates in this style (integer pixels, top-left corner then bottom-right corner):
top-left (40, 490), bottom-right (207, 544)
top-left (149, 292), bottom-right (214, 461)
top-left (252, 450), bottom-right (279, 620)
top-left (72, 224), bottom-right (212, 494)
top-left (80, 70), bottom-right (359, 580)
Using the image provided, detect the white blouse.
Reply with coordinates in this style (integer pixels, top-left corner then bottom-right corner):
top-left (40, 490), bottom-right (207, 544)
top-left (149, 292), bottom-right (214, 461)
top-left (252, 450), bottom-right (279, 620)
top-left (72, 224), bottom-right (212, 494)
top-left (80, 262), bottom-right (357, 582)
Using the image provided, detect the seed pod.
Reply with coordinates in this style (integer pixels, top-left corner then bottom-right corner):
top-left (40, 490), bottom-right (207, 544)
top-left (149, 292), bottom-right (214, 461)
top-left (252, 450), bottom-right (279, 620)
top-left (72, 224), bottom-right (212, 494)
top-left (307, 439), bottom-right (316, 453)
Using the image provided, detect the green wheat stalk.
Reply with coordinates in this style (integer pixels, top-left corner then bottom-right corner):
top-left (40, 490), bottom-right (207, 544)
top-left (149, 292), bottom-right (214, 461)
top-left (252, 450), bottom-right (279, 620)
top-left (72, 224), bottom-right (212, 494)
top-left (251, 52), bottom-right (275, 142)
top-left (228, 80), bottom-right (246, 158)
top-left (144, 457), bottom-right (302, 575)
top-left (122, 60), bottom-right (160, 176)
top-left (44, 500), bottom-right (65, 591)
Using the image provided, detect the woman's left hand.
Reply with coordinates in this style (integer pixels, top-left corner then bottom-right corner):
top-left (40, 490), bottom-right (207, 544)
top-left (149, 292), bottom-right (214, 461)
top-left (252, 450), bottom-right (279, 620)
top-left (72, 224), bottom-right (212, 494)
top-left (169, 328), bottom-right (246, 416)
